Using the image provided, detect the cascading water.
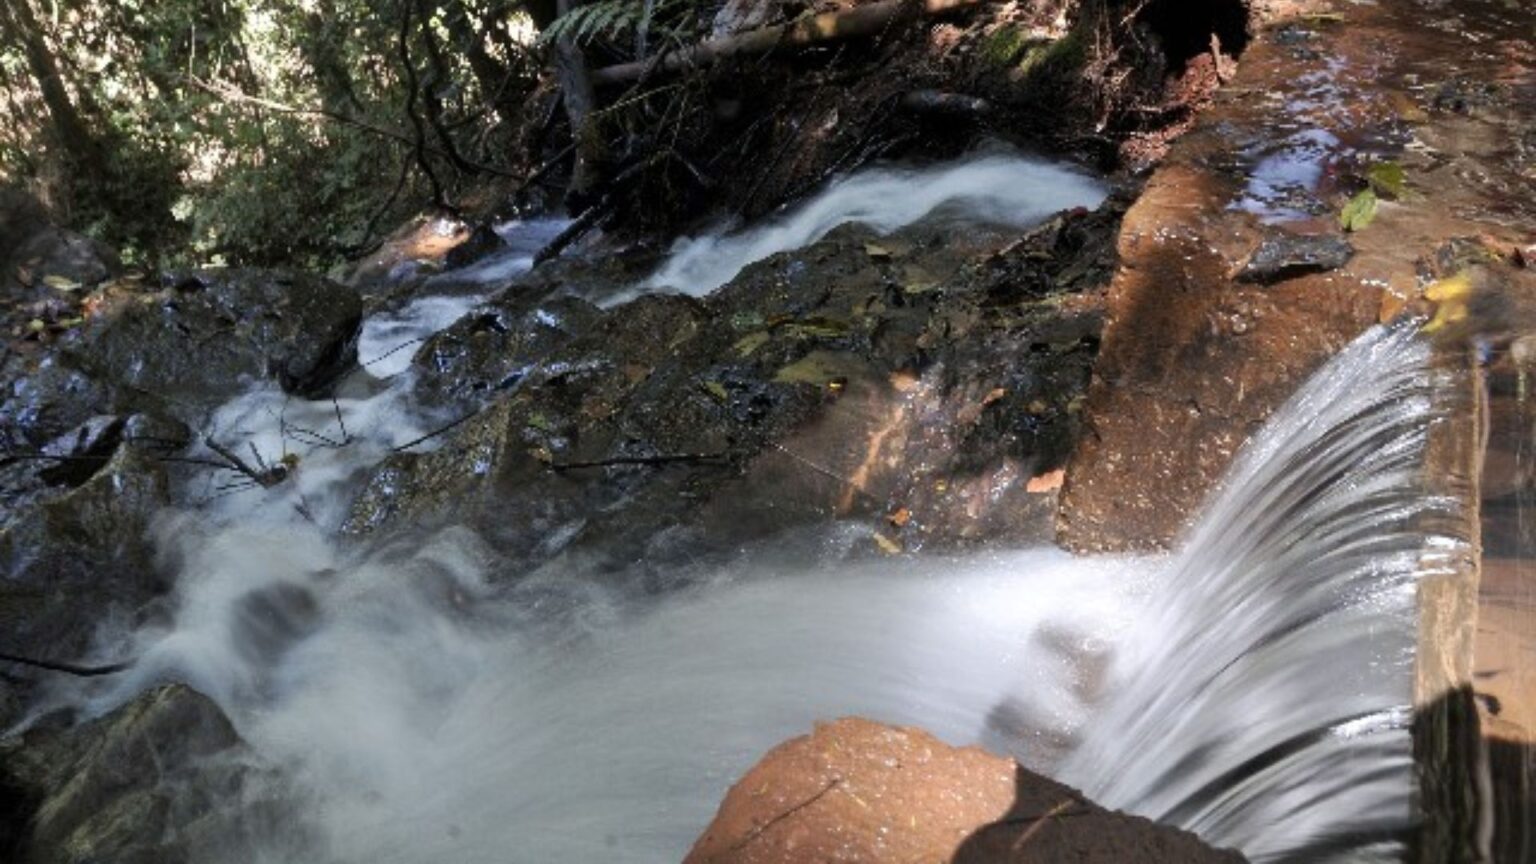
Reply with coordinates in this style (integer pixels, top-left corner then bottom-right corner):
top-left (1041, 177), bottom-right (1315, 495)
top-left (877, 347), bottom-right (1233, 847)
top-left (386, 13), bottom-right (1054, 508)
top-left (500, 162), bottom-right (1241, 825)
top-left (33, 156), bottom-right (1465, 864)
top-left (1062, 321), bottom-right (1466, 862)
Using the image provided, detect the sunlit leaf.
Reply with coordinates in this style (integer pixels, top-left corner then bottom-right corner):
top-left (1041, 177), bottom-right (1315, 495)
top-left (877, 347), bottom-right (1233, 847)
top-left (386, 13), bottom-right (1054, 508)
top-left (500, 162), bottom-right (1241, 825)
top-left (1366, 161), bottom-right (1406, 199)
top-left (1339, 189), bottom-right (1379, 232)
top-left (42, 275), bottom-right (83, 292)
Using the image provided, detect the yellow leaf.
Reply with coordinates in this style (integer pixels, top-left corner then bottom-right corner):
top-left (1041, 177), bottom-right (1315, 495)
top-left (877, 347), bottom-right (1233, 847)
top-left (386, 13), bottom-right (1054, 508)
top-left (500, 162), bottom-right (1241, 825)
top-left (872, 531), bottom-right (903, 555)
top-left (1422, 271), bottom-right (1475, 334)
top-left (42, 275), bottom-right (82, 292)
top-left (733, 331), bottom-right (770, 356)
top-left (773, 351), bottom-right (859, 386)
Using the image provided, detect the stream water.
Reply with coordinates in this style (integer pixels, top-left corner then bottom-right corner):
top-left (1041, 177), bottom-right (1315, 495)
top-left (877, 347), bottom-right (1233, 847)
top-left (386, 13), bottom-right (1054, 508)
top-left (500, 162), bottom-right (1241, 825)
top-left (43, 156), bottom-right (1466, 863)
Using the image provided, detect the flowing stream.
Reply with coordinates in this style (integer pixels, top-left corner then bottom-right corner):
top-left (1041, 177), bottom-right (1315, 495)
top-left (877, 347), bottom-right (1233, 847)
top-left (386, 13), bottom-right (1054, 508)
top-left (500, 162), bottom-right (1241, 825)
top-left (48, 156), bottom-right (1464, 863)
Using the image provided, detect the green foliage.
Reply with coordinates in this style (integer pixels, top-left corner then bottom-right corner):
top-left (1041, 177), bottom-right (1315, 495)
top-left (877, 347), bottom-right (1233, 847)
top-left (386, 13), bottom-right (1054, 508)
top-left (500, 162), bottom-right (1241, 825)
top-left (0, 0), bottom-right (540, 267)
top-left (541, 0), bottom-right (696, 47)
top-left (1365, 161), bottom-right (1406, 199)
top-left (1339, 188), bottom-right (1379, 232)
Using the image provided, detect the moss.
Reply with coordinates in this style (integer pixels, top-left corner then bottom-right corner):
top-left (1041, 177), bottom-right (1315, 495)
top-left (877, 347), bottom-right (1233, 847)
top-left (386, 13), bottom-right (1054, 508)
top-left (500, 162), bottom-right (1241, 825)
top-left (1015, 29), bottom-right (1088, 82)
top-left (981, 25), bottom-right (1088, 82)
top-left (980, 25), bottom-right (1038, 68)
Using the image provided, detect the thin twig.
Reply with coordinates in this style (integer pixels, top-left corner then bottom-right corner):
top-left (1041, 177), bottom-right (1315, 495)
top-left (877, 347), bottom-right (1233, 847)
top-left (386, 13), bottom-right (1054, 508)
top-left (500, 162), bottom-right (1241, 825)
top-left (0, 650), bottom-right (132, 677)
top-left (549, 451), bottom-right (735, 471)
top-left (392, 409), bottom-right (484, 452)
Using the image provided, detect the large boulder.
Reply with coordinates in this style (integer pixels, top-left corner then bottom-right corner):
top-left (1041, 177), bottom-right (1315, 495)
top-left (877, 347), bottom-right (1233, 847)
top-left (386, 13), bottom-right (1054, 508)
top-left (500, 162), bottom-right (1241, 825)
top-left (66, 269), bottom-right (363, 407)
top-left (1, 685), bottom-right (292, 864)
top-left (685, 717), bottom-right (1245, 864)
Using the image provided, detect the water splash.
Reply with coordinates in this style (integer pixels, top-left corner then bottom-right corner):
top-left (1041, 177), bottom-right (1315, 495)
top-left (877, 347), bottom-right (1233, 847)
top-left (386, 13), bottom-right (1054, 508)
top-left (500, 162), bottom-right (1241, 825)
top-left (1063, 320), bottom-right (1467, 862)
top-left (632, 154), bottom-right (1106, 300)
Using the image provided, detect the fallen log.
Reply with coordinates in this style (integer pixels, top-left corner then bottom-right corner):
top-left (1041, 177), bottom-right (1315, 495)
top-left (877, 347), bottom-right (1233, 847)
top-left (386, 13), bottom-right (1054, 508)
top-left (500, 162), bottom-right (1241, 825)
top-left (591, 0), bottom-right (984, 85)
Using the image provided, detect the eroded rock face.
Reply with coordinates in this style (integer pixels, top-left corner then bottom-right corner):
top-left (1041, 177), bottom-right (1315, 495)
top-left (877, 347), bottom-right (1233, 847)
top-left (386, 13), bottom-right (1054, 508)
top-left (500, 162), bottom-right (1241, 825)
top-left (685, 717), bottom-right (1245, 864)
top-left (0, 436), bottom-right (170, 691)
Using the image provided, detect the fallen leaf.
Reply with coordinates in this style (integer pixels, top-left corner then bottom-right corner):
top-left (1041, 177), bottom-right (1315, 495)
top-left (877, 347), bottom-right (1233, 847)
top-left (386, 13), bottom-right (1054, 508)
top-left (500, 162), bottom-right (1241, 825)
top-left (733, 331), bottom-right (770, 356)
top-left (1339, 189), bottom-right (1379, 232)
top-left (26, 318), bottom-right (45, 333)
top-left (982, 387), bottom-right (1007, 406)
top-left (1366, 161), bottom-right (1406, 199)
top-left (888, 507), bottom-right (911, 527)
top-left (702, 380), bottom-right (730, 401)
top-left (774, 351), bottom-right (858, 386)
top-left (872, 531), bottom-right (903, 555)
top-left (864, 242), bottom-right (892, 259)
top-left (42, 275), bottom-right (82, 292)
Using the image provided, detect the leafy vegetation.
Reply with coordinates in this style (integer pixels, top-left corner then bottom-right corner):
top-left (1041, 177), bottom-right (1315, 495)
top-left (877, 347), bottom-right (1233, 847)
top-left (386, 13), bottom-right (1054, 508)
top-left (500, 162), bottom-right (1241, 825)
top-left (0, 0), bottom-right (543, 267)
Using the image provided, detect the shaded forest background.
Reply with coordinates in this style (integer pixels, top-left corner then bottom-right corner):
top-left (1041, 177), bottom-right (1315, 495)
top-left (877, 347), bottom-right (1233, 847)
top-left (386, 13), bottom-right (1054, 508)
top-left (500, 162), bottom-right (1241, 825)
top-left (0, 0), bottom-right (1237, 271)
top-left (0, 0), bottom-right (564, 267)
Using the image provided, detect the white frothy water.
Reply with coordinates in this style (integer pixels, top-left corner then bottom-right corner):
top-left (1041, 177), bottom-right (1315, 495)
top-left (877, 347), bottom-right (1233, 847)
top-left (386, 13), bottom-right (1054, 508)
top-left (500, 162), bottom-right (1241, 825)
top-left (99, 529), bottom-right (1148, 864)
top-left (1062, 320), bottom-right (1465, 862)
top-left (48, 167), bottom-right (1463, 864)
top-left (631, 154), bottom-right (1106, 301)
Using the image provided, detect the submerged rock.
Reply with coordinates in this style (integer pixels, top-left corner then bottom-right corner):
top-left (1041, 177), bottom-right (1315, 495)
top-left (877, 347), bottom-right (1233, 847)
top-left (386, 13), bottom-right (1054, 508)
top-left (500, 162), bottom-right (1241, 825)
top-left (685, 717), bottom-right (1245, 864)
top-left (1236, 232), bottom-right (1354, 285)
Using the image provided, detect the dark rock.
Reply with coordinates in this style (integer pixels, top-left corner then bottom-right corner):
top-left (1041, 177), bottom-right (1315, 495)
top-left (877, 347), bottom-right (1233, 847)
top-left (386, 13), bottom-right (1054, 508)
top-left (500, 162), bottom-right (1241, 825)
top-left (0, 357), bottom-right (112, 450)
top-left (0, 439), bottom-right (168, 667)
top-left (65, 268), bottom-right (362, 418)
top-left (412, 294), bottom-right (604, 413)
top-left (1431, 78), bottom-right (1504, 115)
top-left (443, 223), bottom-right (507, 270)
top-left (1236, 232), bottom-right (1354, 285)
top-left (346, 205), bottom-right (1122, 570)
top-left (685, 717), bottom-right (1245, 864)
top-left (2, 684), bottom-right (298, 864)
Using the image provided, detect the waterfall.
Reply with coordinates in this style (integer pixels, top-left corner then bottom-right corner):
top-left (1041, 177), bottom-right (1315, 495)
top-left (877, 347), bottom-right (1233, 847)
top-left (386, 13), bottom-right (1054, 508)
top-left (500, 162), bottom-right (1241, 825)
top-left (1062, 320), bottom-right (1468, 862)
top-left (42, 171), bottom-right (1466, 863)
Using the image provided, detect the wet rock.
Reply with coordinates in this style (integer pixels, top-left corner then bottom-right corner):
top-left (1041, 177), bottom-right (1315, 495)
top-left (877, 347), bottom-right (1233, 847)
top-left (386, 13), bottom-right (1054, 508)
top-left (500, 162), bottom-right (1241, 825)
top-left (685, 717), bottom-right (1245, 864)
top-left (348, 206), bottom-right (1122, 569)
top-left (1, 684), bottom-right (293, 864)
top-left (0, 439), bottom-right (168, 668)
top-left (0, 356), bottom-right (113, 450)
top-left (443, 223), bottom-right (507, 270)
top-left (412, 294), bottom-right (605, 413)
top-left (1236, 232), bottom-right (1354, 285)
top-left (64, 268), bottom-right (362, 417)
top-left (1431, 78), bottom-right (1504, 115)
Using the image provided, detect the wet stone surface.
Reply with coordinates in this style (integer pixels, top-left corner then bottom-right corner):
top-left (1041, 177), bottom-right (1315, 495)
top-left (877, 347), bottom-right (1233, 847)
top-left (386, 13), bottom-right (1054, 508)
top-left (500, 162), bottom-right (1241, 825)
top-left (345, 202), bottom-right (1123, 579)
top-left (1059, 0), bottom-right (1536, 552)
top-left (1, 685), bottom-right (298, 864)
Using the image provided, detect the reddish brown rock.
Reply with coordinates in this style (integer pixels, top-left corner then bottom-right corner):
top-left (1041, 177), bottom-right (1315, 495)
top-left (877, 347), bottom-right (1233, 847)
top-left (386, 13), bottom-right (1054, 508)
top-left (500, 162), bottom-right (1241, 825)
top-left (685, 717), bottom-right (1244, 864)
top-left (1057, 0), bottom-right (1536, 551)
